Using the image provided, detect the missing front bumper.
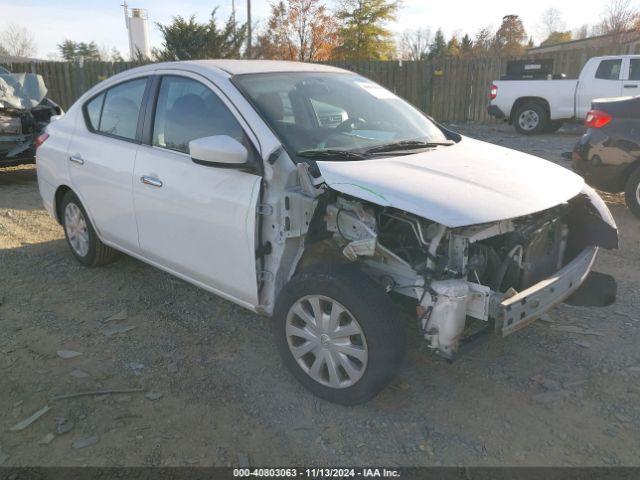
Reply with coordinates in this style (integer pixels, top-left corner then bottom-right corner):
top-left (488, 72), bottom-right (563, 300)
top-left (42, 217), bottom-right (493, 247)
top-left (497, 246), bottom-right (598, 336)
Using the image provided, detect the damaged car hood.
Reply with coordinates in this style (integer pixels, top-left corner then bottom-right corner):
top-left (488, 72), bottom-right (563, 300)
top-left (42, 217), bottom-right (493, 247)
top-left (317, 136), bottom-right (585, 228)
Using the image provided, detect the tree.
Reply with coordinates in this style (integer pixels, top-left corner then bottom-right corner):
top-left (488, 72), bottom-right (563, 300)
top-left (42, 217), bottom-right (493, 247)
top-left (446, 35), bottom-right (461, 57)
top-left (538, 7), bottom-right (566, 39)
top-left (398, 27), bottom-right (431, 60)
top-left (494, 15), bottom-right (527, 56)
top-left (599, 0), bottom-right (639, 36)
top-left (574, 24), bottom-right (591, 39)
top-left (540, 31), bottom-right (573, 46)
top-left (256, 0), bottom-right (338, 61)
top-left (155, 8), bottom-right (247, 61)
top-left (110, 47), bottom-right (125, 62)
top-left (460, 34), bottom-right (473, 56)
top-left (333, 0), bottom-right (399, 60)
top-left (472, 26), bottom-right (495, 57)
top-left (290, 0), bottom-right (338, 61)
top-left (57, 40), bottom-right (101, 61)
top-left (255, 1), bottom-right (296, 59)
top-left (428, 28), bottom-right (447, 59)
top-left (0, 24), bottom-right (37, 58)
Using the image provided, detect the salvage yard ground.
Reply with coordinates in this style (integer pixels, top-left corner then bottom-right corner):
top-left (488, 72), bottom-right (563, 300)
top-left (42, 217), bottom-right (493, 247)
top-left (1, 124), bottom-right (639, 466)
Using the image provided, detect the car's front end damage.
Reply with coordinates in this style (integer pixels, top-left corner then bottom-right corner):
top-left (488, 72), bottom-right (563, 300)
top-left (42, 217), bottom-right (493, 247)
top-left (0, 72), bottom-right (62, 166)
top-left (257, 138), bottom-right (619, 361)
top-left (319, 186), bottom-right (616, 359)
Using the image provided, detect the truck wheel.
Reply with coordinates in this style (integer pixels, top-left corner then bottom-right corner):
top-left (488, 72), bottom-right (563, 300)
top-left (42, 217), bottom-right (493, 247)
top-left (624, 167), bottom-right (640, 219)
top-left (513, 103), bottom-right (548, 135)
top-left (273, 266), bottom-right (406, 405)
top-left (60, 190), bottom-right (118, 267)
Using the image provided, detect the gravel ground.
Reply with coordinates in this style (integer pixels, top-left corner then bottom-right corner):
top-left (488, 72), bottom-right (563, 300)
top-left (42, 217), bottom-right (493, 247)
top-left (1, 123), bottom-right (639, 467)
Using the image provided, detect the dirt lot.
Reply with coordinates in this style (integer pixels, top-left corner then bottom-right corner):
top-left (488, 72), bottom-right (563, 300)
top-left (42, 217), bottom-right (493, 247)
top-left (1, 124), bottom-right (639, 467)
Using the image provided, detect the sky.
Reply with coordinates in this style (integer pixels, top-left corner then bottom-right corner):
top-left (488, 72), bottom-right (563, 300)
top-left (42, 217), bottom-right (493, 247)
top-left (0, 0), bottom-right (617, 60)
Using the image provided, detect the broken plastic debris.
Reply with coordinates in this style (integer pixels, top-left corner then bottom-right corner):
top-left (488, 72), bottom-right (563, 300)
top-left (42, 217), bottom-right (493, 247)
top-left (56, 419), bottom-right (74, 435)
top-left (71, 435), bottom-right (98, 449)
top-left (145, 391), bottom-right (162, 401)
top-left (70, 369), bottom-right (90, 379)
top-left (57, 350), bottom-right (82, 359)
top-left (38, 433), bottom-right (55, 445)
top-left (10, 405), bottom-right (50, 431)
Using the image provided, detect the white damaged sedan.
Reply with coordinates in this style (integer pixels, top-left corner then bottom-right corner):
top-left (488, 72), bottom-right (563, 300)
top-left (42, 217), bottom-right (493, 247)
top-left (36, 61), bottom-right (618, 405)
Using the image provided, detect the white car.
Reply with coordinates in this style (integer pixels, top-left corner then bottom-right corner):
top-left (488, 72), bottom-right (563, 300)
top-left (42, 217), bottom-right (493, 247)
top-left (489, 55), bottom-right (640, 134)
top-left (36, 61), bottom-right (618, 405)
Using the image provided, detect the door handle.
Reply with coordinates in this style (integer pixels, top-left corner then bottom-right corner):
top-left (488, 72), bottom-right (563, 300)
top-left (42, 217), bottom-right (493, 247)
top-left (624, 84), bottom-right (638, 88)
top-left (140, 175), bottom-right (163, 188)
top-left (69, 154), bottom-right (84, 165)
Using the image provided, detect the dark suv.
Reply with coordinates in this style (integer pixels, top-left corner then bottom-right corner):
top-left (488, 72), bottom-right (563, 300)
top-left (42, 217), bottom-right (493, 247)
top-left (573, 95), bottom-right (640, 218)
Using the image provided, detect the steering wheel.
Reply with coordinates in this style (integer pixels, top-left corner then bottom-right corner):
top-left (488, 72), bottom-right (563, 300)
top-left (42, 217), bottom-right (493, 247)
top-left (335, 117), bottom-right (367, 133)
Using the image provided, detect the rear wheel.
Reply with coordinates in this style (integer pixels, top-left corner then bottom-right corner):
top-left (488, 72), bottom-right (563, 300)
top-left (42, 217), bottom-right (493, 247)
top-left (273, 266), bottom-right (406, 405)
top-left (624, 167), bottom-right (640, 219)
top-left (513, 102), bottom-right (548, 135)
top-left (60, 191), bottom-right (118, 267)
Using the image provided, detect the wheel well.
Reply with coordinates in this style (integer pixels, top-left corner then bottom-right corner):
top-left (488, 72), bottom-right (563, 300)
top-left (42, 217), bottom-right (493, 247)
top-left (54, 185), bottom-right (72, 224)
top-left (510, 97), bottom-right (550, 124)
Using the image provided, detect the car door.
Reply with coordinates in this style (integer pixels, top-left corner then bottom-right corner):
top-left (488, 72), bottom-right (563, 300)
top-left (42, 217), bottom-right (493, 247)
top-left (67, 76), bottom-right (149, 252)
top-left (622, 58), bottom-right (640, 95)
top-left (576, 58), bottom-right (623, 118)
top-left (132, 72), bottom-right (262, 308)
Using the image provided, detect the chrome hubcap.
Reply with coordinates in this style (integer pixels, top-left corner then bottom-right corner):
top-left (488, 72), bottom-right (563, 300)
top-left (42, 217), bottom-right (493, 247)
top-left (64, 203), bottom-right (90, 257)
top-left (518, 109), bottom-right (539, 131)
top-left (286, 295), bottom-right (368, 389)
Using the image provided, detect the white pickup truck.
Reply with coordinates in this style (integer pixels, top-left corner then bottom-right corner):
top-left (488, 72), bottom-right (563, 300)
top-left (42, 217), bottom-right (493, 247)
top-left (488, 55), bottom-right (640, 134)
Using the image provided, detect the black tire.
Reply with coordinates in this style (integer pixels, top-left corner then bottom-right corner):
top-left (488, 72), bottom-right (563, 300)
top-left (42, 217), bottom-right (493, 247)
top-left (513, 102), bottom-right (549, 135)
top-left (624, 167), bottom-right (640, 219)
top-left (60, 190), bottom-right (117, 267)
top-left (545, 120), bottom-right (563, 133)
top-left (273, 265), bottom-right (406, 405)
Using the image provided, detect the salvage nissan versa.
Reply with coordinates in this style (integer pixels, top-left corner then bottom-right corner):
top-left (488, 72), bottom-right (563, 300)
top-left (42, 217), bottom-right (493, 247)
top-left (36, 61), bottom-right (619, 405)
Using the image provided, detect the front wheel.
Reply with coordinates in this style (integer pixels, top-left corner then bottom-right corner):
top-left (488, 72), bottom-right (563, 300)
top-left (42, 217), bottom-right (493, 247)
top-left (273, 266), bottom-right (406, 405)
top-left (513, 103), bottom-right (549, 135)
top-left (624, 167), bottom-right (640, 219)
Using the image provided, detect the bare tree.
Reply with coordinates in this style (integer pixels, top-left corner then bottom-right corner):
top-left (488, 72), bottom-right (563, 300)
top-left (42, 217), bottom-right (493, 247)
top-left (399, 27), bottom-right (431, 60)
top-left (0, 24), bottom-right (37, 58)
top-left (538, 7), bottom-right (567, 38)
top-left (600, 0), bottom-right (639, 35)
top-left (574, 24), bottom-right (591, 39)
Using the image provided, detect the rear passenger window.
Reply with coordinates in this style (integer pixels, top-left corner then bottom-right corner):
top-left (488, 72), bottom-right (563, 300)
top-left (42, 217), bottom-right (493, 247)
top-left (85, 92), bottom-right (104, 130)
top-left (630, 59), bottom-right (640, 81)
top-left (84, 78), bottom-right (147, 140)
top-left (595, 59), bottom-right (622, 80)
top-left (152, 76), bottom-right (248, 154)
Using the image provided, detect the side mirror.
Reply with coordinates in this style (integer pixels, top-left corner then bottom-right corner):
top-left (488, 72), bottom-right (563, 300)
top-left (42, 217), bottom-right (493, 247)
top-left (189, 135), bottom-right (249, 167)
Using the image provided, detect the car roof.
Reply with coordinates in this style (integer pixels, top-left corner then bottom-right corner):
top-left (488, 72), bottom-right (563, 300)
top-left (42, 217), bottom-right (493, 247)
top-left (145, 59), bottom-right (351, 76)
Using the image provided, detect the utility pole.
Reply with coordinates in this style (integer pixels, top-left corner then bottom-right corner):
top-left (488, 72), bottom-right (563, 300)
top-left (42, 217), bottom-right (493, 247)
top-left (246, 0), bottom-right (252, 58)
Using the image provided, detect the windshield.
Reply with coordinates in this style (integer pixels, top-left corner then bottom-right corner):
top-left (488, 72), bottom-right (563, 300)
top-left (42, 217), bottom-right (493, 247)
top-left (234, 72), bottom-right (449, 160)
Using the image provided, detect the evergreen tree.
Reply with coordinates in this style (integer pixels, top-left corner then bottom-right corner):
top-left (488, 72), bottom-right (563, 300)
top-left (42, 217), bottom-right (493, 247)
top-left (332, 0), bottom-right (399, 60)
top-left (428, 28), bottom-right (447, 59)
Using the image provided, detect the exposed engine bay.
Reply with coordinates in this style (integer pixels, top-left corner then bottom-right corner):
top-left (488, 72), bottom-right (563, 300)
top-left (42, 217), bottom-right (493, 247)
top-left (257, 158), bottom-right (618, 360)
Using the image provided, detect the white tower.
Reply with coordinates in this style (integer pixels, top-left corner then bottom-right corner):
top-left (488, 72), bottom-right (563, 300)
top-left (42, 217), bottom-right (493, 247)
top-left (123, 1), bottom-right (151, 60)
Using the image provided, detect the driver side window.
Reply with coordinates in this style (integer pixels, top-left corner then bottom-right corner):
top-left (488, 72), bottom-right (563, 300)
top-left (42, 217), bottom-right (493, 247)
top-left (152, 75), bottom-right (248, 155)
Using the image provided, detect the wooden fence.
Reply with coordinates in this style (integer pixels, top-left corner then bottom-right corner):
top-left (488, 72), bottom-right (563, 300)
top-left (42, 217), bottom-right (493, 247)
top-left (1, 45), bottom-right (632, 123)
